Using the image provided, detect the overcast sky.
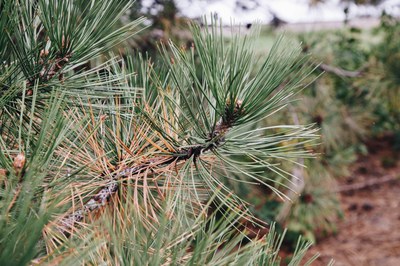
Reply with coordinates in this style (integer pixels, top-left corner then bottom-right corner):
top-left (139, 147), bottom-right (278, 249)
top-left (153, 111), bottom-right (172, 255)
top-left (143, 0), bottom-right (400, 24)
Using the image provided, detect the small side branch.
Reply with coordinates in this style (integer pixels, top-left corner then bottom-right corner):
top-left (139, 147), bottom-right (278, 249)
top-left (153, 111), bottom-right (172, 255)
top-left (319, 63), bottom-right (365, 78)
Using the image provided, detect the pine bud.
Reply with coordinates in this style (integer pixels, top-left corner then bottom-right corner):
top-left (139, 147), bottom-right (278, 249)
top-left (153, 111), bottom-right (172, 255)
top-left (235, 99), bottom-right (243, 109)
top-left (40, 49), bottom-right (49, 57)
top-left (13, 153), bottom-right (26, 173)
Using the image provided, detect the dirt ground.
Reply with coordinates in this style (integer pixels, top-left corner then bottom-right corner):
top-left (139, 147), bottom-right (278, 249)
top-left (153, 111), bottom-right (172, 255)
top-left (307, 136), bottom-right (400, 266)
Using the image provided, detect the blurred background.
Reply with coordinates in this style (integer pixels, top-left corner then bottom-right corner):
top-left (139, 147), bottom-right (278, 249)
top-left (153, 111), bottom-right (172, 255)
top-left (125, 1), bottom-right (400, 265)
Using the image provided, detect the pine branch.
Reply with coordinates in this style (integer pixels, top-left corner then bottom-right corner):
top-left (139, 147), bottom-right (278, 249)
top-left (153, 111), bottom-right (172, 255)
top-left (59, 99), bottom-right (244, 235)
top-left (2, 1), bottom-right (321, 263)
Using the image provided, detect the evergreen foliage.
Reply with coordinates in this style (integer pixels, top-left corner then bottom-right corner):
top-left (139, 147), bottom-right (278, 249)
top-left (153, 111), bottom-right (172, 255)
top-left (242, 16), bottom-right (400, 243)
top-left (0, 0), bottom-right (321, 264)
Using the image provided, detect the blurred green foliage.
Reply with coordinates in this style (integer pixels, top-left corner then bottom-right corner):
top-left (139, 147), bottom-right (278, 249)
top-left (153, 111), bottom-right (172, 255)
top-left (232, 14), bottom-right (400, 244)
top-left (371, 13), bottom-right (400, 133)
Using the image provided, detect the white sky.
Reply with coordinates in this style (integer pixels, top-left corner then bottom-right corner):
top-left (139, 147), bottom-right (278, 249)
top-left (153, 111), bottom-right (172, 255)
top-left (169, 0), bottom-right (400, 24)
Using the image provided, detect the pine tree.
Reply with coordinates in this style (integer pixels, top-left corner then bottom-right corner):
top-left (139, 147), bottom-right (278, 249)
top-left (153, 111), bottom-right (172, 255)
top-left (0, 0), bottom-right (320, 264)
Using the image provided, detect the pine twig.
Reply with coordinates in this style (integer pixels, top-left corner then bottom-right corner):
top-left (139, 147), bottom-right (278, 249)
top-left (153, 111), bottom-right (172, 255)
top-left (59, 99), bottom-right (244, 235)
top-left (59, 159), bottom-right (172, 234)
